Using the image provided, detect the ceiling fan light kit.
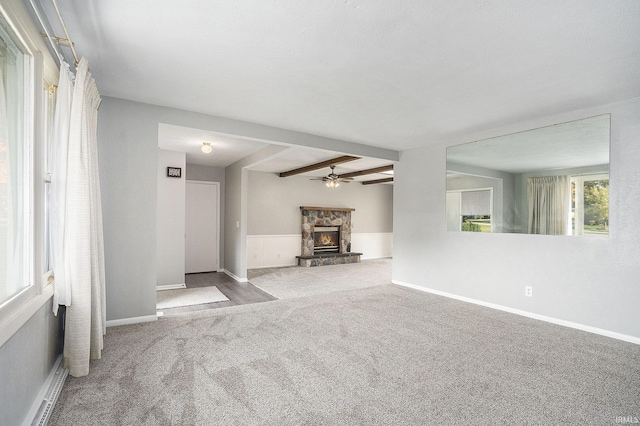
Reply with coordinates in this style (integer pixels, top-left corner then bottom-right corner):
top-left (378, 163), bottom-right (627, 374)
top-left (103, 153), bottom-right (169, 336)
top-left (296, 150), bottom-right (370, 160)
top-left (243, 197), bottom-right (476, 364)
top-left (312, 165), bottom-right (353, 189)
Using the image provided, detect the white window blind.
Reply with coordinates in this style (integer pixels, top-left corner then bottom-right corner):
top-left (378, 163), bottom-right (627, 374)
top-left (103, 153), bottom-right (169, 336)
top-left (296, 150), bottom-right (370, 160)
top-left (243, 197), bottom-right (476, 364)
top-left (460, 190), bottom-right (491, 216)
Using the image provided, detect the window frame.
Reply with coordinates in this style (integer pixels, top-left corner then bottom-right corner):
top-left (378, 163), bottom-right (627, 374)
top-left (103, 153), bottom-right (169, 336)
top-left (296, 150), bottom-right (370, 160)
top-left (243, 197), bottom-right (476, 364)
top-left (0, 0), bottom-right (58, 348)
top-left (446, 187), bottom-right (494, 233)
top-left (570, 173), bottom-right (610, 237)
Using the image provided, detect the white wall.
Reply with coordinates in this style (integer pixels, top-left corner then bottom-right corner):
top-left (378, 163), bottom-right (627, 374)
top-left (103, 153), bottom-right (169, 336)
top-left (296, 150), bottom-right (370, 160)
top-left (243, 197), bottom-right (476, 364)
top-left (394, 97), bottom-right (640, 341)
top-left (156, 149), bottom-right (186, 287)
top-left (246, 171), bottom-right (393, 268)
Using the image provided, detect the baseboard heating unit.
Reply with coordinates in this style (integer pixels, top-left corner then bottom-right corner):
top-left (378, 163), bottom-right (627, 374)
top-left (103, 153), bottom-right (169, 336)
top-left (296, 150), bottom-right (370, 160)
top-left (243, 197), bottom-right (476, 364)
top-left (28, 356), bottom-right (68, 426)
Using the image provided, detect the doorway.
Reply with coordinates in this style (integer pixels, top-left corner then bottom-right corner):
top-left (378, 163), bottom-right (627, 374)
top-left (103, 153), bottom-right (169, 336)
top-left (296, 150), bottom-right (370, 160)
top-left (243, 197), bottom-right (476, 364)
top-left (185, 180), bottom-right (220, 273)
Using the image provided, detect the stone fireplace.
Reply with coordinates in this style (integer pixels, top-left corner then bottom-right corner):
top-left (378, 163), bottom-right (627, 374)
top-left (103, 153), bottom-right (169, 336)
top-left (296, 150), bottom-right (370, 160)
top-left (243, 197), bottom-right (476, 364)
top-left (297, 206), bottom-right (362, 267)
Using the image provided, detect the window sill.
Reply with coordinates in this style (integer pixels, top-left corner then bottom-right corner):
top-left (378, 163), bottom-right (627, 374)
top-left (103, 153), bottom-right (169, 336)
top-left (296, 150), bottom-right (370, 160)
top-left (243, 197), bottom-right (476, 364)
top-left (0, 284), bottom-right (54, 348)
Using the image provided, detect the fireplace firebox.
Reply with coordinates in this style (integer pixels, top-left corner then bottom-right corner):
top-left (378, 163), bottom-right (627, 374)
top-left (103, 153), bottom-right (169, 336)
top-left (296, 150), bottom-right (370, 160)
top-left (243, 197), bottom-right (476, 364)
top-left (313, 226), bottom-right (340, 253)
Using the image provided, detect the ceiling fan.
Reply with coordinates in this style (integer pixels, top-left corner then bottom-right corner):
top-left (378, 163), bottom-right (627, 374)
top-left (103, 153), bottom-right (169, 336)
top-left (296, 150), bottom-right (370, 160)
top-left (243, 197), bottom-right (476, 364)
top-left (311, 165), bottom-right (353, 189)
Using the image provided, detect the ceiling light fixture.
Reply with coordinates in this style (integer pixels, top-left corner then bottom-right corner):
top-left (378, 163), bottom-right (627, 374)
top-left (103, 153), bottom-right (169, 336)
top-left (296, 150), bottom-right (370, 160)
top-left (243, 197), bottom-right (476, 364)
top-left (201, 142), bottom-right (213, 154)
top-left (325, 179), bottom-right (340, 189)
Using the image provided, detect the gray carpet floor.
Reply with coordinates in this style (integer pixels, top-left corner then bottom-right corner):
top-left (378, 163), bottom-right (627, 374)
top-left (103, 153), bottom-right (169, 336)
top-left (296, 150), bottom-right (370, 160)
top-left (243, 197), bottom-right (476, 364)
top-left (49, 284), bottom-right (640, 425)
top-left (248, 259), bottom-right (391, 299)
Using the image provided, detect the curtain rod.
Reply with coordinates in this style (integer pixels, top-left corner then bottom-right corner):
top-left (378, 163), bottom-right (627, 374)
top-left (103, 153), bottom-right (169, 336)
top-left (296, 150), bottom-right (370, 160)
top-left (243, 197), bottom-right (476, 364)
top-left (28, 0), bottom-right (63, 65)
top-left (50, 0), bottom-right (78, 66)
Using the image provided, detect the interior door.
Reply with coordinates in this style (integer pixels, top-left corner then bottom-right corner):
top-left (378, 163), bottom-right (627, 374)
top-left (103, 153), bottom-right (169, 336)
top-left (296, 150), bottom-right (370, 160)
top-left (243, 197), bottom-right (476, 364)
top-left (185, 181), bottom-right (219, 273)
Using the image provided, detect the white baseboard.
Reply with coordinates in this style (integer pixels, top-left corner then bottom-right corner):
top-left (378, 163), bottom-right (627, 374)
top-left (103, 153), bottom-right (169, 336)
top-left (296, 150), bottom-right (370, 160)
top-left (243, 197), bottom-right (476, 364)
top-left (106, 314), bottom-right (158, 328)
top-left (23, 354), bottom-right (68, 426)
top-left (223, 269), bottom-right (248, 283)
top-left (156, 283), bottom-right (186, 291)
top-left (393, 280), bottom-right (640, 345)
top-left (248, 263), bottom-right (296, 270)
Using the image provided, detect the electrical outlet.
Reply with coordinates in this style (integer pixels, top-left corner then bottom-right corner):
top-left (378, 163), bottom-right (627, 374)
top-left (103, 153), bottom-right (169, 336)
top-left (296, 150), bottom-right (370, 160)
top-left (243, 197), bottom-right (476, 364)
top-left (525, 286), bottom-right (533, 297)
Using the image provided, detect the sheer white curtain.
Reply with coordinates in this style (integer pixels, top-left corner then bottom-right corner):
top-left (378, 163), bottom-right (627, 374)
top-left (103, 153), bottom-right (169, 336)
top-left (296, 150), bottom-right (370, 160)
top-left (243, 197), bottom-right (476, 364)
top-left (1, 66), bottom-right (27, 302)
top-left (52, 58), bottom-right (105, 377)
top-left (527, 176), bottom-right (570, 235)
top-left (50, 61), bottom-right (73, 314)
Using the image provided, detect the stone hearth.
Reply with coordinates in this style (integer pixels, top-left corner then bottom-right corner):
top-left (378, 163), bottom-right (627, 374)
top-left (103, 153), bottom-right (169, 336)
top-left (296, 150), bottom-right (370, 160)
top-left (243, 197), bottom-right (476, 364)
top-left (296, 206), bottom-right (362, 267)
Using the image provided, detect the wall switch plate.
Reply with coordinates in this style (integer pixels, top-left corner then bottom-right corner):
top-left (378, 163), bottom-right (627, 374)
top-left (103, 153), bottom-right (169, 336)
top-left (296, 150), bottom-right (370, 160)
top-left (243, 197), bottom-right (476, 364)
top-left (525, 286), bottom-right (533, 297)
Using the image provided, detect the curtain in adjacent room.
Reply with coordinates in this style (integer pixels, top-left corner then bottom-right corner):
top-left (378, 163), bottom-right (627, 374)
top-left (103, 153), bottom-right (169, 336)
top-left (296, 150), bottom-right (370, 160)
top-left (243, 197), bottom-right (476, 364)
top-left (527, 175), bottom-right (569, 235)
top-left (50, 61), bottom-right (73, 314)
top-left (55, 58), bottom-right (105, 377)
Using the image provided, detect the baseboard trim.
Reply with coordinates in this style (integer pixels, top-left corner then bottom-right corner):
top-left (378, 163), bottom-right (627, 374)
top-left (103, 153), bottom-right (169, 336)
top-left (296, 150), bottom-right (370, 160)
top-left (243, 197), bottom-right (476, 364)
top-left (392, 280), bottom-right (640, 345)
top-left (223, 269), bottom-right (248, 283)
top-left (248, 263), bottom-right (297, 270)
top-left (156, 283), bottom-right (186, 291)
top-left (23, 354), bottom-right (68, 426)
top-left (106, 314), bottom-right (158, 328)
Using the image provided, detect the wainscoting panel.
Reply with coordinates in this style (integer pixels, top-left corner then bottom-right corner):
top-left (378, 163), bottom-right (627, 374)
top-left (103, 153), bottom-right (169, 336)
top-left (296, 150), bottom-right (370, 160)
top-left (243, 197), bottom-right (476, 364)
top-left (247, 235), bottom-right (300, 269)
top-left (350, 233), bottom-right (393, 260)
top-left (247, 233), bottom-right (393, 269)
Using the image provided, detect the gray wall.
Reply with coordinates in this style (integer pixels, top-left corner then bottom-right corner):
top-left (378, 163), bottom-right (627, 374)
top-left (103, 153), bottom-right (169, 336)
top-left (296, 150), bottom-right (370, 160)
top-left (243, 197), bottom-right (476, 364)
top-left (247, 171), bottom-right (393, 235)
top-left (98, 96), bottom-right (397, 320)
top-left (186, 164), bottom-right (226, 183)
top-left (394, 96), bottom-right (640, 339)
top-left (0, 300), bottom-right (60, 426)
top-left (156, 149), bottom-right (186, 286)
top-left (224, 145), bottom-right (289, 279)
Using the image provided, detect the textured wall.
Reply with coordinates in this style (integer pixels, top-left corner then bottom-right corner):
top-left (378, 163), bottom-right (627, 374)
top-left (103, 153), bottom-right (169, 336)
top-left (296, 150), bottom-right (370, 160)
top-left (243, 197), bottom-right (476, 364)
top-left (394, 97), bottom-right (640, 339)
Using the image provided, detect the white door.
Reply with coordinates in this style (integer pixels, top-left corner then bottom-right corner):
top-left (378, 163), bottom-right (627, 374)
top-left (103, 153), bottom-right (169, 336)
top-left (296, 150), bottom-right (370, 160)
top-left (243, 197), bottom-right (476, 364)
top-left (185, 181), bottom-right (219, 273)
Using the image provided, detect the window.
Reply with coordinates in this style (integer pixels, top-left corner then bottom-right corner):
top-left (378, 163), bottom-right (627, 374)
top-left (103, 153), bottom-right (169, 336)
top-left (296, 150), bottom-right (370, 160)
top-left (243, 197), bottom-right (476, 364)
top-left (0, 14), bottom-right (31, 307)
top-left (446, 188), bottom-right (493, 232)
top-left (460, 189), bottom-right (492, 232)
top-left (571, 174), bottom-right (609, 237)
top-left (0, 1), bottom-right (56, 348)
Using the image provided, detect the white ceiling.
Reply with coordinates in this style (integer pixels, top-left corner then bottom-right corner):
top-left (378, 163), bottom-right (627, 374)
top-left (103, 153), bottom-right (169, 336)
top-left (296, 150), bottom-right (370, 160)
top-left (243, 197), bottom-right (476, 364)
top-left (158, 122), bottom-right (394, 181)
top-left (34, 0), bottom-right (640, 168)
top-left (447, 114), bottom-right (610, 174)
top-left (158, 124), bottom-right (269, 167)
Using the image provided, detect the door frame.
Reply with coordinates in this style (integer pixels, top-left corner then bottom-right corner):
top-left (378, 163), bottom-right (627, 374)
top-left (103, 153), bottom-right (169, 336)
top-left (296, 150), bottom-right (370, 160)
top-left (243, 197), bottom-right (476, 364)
top-left (185, 180), bottom-right (221, 273)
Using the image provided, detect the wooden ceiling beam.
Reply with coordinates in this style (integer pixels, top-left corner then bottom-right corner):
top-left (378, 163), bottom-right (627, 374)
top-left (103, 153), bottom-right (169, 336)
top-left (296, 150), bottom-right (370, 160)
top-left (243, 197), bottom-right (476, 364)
top-left (278, 155), bottom-right (360, 178)
top-left (361, 177), bottom-right (394, 185)
top-left (338, 164), bottom-right (394, 179)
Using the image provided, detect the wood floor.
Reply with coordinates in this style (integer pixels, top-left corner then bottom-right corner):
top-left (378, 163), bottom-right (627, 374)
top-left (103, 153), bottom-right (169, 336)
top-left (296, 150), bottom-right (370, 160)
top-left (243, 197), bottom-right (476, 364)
top-left (157, 272), bottom-right (277, 316)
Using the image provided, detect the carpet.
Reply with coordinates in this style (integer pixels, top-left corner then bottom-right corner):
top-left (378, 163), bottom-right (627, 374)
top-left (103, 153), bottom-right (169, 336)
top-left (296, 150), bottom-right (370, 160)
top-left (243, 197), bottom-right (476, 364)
top-left (50, 284), bottom-right (640, 425)
top-left (248, 258), bottom-right (391, 299)
top-left (156, 286), bottom-right (228, 309)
